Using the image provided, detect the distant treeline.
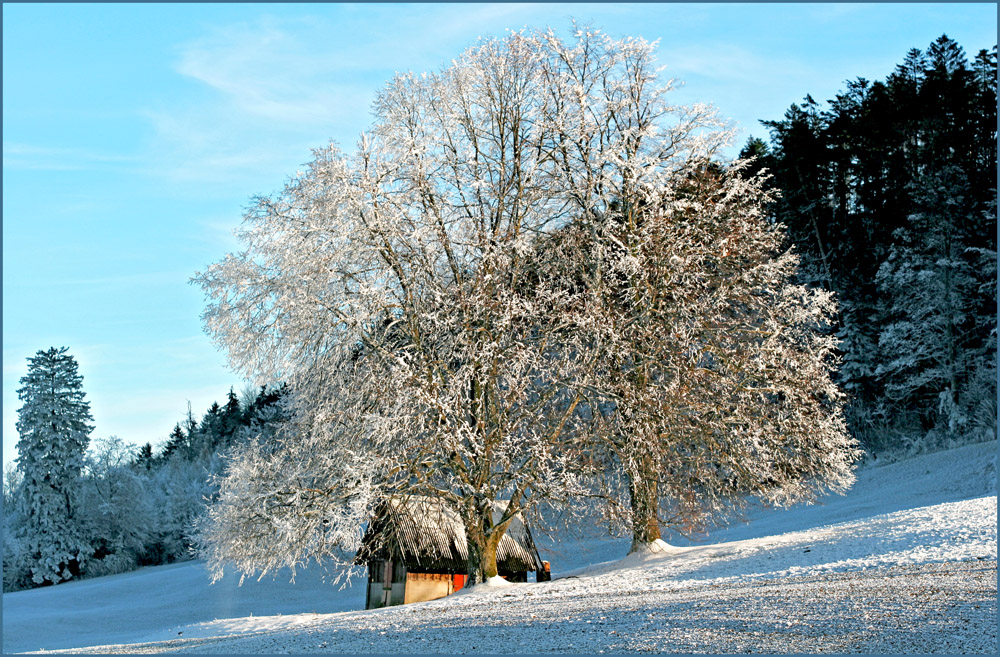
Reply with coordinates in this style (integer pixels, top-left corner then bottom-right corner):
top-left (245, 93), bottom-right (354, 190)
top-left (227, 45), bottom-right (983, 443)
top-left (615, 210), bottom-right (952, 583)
top-left (3, 385), bottom-right (287, 591)
top-left (741, 35), bottom-right (997, 455)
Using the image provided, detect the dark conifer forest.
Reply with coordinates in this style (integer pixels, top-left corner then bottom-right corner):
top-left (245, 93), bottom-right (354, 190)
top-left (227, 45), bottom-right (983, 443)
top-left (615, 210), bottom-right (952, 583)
top-left (741, 35), bottom-right (997, 456)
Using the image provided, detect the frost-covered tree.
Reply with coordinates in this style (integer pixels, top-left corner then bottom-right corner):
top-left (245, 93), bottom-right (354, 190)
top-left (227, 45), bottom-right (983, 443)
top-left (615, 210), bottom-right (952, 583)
top-left (522, 30), bottom-right (857, 549)
top-left (196, 28), bottom-right (610, 586)
top-left (875, 166), bottom-right (995, 442)
top-left (552, 162), bottom-right (859, 549)
top-left (193, 25), bottom-right (857, 582)
top-left (13, 347), bottom-right (94, 585)
top-left (2, 462), bottom-right (29, 590)
top-left (143, 456), bottom-right (215, 565)
top-left (78, 437), bottom-right (156, 577)
top-left (3, 461), bottom-right (22, 508)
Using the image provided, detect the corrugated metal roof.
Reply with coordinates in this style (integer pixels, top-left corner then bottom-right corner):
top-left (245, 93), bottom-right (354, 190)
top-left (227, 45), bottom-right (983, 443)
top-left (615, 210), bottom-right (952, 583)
top-left (357, 495), bottom-right (543, 574)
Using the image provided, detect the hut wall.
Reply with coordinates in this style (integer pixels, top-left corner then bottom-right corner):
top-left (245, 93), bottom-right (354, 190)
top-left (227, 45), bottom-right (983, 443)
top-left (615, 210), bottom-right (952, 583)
top-left (402, 572), bottom-right (453, 604)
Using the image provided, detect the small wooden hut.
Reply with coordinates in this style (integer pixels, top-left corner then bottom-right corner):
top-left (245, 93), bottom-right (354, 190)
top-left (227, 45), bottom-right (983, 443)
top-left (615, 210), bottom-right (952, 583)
top-left (356, 495), bottom-right (545, 609)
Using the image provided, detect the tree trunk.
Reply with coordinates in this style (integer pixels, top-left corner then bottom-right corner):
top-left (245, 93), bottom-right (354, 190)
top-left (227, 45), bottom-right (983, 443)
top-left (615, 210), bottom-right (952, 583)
top-left (628, 469), bottom-right (661, 553)
top-left (482, 531), bottom-right (502, 579)
top-left (462, 508), bottom-right (509, 587)
top-left (464, 523), bottom-right (487, 587)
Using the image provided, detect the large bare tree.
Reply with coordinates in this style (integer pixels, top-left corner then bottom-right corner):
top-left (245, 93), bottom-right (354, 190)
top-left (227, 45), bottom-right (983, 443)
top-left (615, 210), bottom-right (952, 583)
top-left (525, 27), bottom-right (858, 550)
top-left (193, 26), bottom-right (859, 584)
top-left (553, 162), bottom-right (860, 551)
top-left (196, 29), bottom-right (606, 585)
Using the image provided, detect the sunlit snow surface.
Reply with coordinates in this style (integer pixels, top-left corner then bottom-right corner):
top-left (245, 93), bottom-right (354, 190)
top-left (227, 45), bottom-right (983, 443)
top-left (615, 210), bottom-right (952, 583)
top-left (4, 440), bottom-right (996, 654)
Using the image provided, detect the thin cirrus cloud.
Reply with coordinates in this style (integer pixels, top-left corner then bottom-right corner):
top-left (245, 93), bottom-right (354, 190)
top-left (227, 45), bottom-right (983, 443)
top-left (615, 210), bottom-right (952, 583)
top-left (141, 6), bottom-right (569, 187)
top-left (141, 17), bottom-right (380, 187)
top-left (658, 42), bottom-right (816, 85)
top-left (11, 270), bottom-right (195, 290)
top-left (138, 108), bottom-right (304, 186)
top-left (655, 42), bottom-right (821, 141)
top-left (174, 22), bottom-right (361, 126)
top-left (3, 142), bottom-right (140, 172)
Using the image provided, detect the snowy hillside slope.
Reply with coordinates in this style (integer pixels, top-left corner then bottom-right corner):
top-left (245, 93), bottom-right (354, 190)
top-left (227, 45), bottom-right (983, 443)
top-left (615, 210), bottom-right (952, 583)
top-left (536, 437), bottom-right (998, 571)
top-left (3, 440), bottom-right (996, 654)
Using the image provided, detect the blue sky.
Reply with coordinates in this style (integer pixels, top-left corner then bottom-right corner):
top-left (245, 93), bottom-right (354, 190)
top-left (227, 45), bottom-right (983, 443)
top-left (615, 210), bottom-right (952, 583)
top-left (3, 3), bottom-right (997, 466)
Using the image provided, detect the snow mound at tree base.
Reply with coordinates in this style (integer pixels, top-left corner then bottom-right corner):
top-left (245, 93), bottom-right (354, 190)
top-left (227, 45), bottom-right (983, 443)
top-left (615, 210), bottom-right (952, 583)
top-left (619, 540), bottom-right (684, 566)
top-left (564, 539), bottom-right (687, 578)
top-left (632, 538), bottom-right (675, 554)
top-left (482, 575), bottom-right (515, 587)
top-left (451, 575), bottom-right (517, 597)
top-left (622, 539), bottom-right (683, 564)
top-left (461, 575), bottom-right (516, 590)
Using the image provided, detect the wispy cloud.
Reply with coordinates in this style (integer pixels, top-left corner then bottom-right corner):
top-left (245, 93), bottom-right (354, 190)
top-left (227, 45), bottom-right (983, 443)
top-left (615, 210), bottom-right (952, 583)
top-left (658, 42), bottom-right (816, 85)
top-left (140, 6), bottom-right (571, 187)
top-left (2, 143), bottom-right (140, 172)
top-left (418, 2), bottom-right (552, 44)
top-left (174, 17), bottom-right (369, 125)
top-left (13, 270), bottom-right (194, 290)
top-left (652, 41), bottom-right (833, 146)
top-left (138, 105), bottom-right (314, 186)
top-left (139, 14), bottom-right (382, 186)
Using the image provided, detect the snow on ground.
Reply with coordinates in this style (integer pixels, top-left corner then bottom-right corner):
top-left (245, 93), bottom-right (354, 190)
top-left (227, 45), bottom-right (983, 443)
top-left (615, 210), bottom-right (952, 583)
top-left (4, 440), bottom-right (997, 654)
top-left (2, 561), bottom-right (365, 653)
top-left (535, 437), bottom-right (998, 573)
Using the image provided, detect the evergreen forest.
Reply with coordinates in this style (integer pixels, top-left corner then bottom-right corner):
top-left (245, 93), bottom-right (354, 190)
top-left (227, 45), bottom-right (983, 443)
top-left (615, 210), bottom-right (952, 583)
top-left (4, 378), bottom-right (287, 591)
top-left (741, 35), bottom-right (997, 456)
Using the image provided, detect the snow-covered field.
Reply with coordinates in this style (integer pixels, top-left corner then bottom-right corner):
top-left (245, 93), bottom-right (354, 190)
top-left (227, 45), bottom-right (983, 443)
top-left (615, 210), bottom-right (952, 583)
top-left (4, 440), bottom-right (996, 654)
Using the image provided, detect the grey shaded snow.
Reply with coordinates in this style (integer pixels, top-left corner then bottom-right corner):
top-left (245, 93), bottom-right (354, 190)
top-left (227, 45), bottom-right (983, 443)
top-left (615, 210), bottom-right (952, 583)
top-left (5, 440), bottom-right (997, 654)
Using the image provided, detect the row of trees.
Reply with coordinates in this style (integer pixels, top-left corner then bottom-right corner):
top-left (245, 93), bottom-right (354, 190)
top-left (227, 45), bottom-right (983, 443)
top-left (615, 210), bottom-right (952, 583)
top-left (3, 346), bottom-right (286, 591)
top-left (742, 35), bottom-right (997, 455)
top-left (194, 27), bottom-right (858, 586)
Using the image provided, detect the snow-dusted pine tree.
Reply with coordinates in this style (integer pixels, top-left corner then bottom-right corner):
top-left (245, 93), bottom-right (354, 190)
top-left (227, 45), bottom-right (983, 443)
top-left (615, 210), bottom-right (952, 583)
top-left (13, 347), bottom-right (94, 585)
top-left (875, 165), bottom-right (994, 443)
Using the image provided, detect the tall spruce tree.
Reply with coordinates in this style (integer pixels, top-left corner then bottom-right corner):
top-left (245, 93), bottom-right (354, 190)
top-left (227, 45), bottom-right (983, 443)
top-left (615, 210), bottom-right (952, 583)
top-left (161, 423), bottom-right (188, 460)
top-left (14, 347), bottom-right (94, 585)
